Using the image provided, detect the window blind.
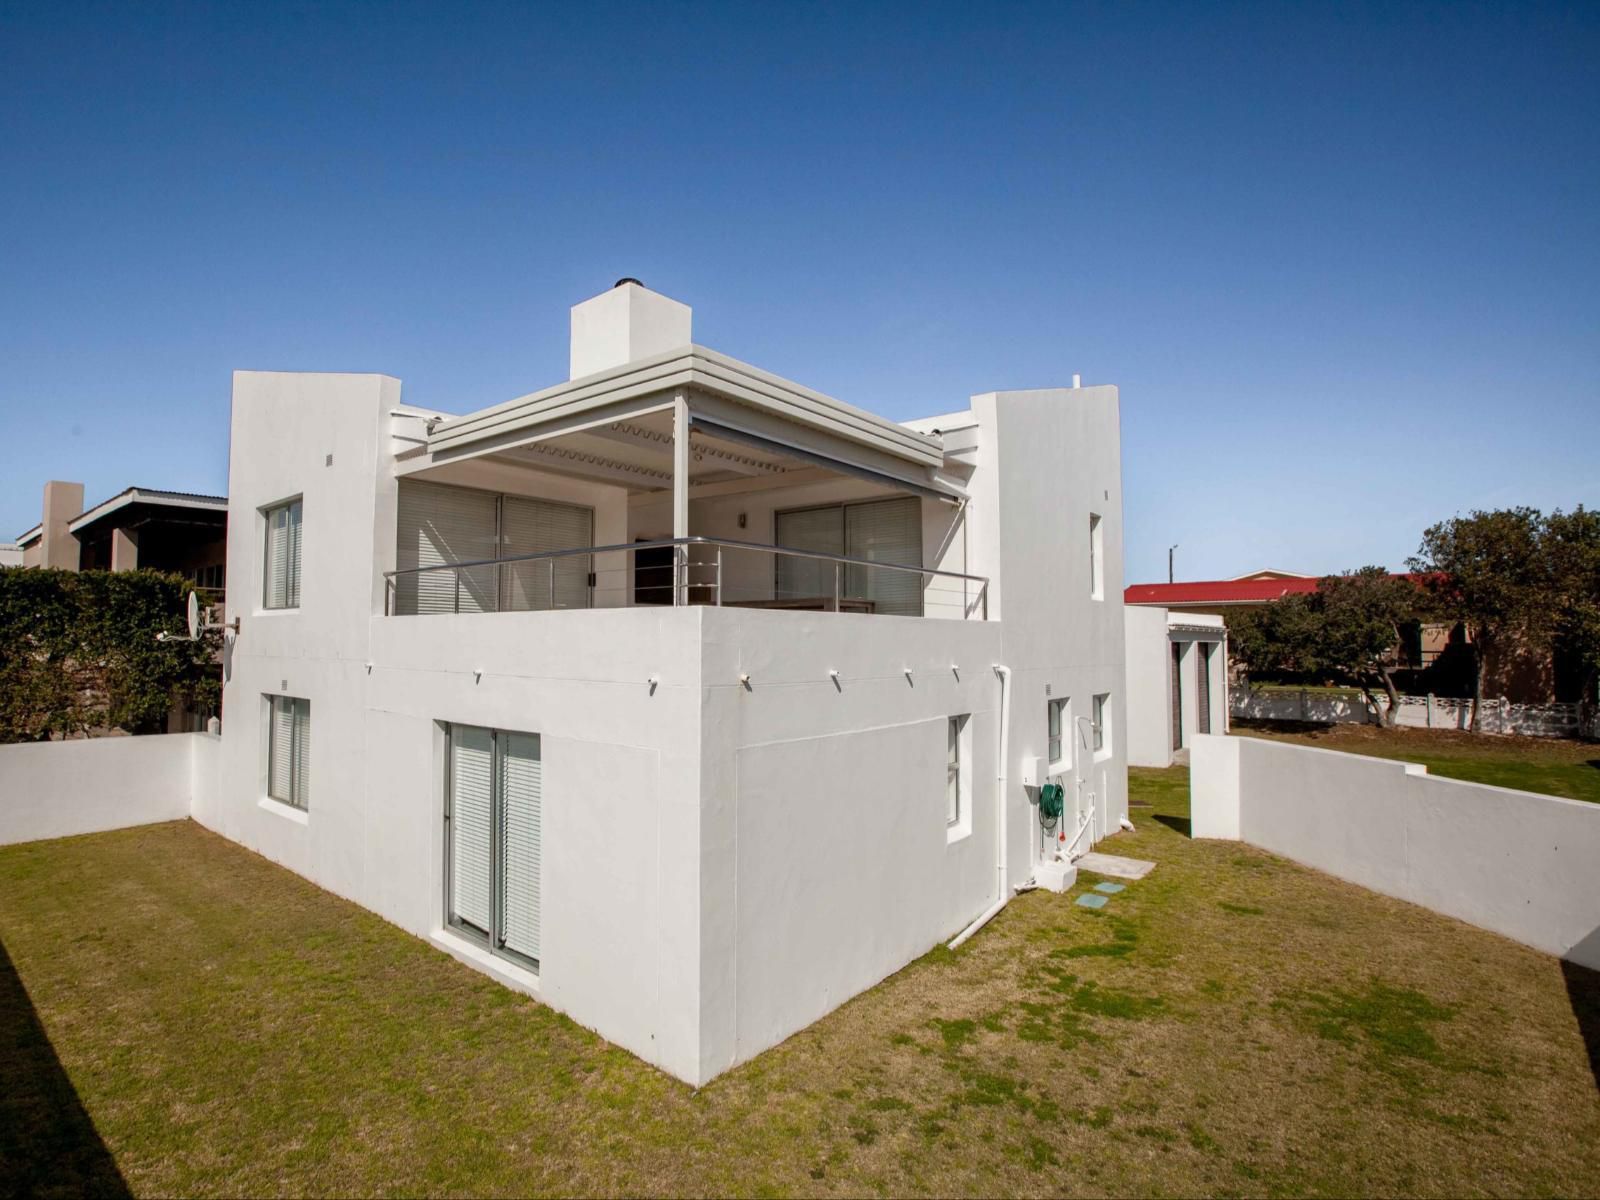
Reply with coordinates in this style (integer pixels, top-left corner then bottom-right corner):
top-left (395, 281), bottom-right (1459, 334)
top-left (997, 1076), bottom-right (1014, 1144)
top-left (497, 732), bottom-right (542, 964)
top-left (844, 497), bottom-right (922, 617)
top-left (395, 480), bottom-right (499, 615)
top-left (268, 697), bottom-right (295, 803)
top-left (449, 724), bottom-right (495, 937)
top-left (774, 505), bottom-right (843, 601)
top-left (263, 500), bottom-right (302, 609)
top-left (500, 496), bottom-right (593, 612)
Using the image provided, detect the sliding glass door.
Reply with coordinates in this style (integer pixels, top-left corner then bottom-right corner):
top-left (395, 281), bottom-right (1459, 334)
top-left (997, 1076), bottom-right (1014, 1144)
top-left (445, 723), bottom-right (542, 971)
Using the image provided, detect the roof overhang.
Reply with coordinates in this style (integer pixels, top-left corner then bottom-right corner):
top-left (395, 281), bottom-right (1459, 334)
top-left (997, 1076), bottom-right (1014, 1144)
top-left (67, 488), bottom-right (229, 534)
top-left (424, 346), bottom-right (958, 501)
top-left (16, 524), bottom-right (42, 547)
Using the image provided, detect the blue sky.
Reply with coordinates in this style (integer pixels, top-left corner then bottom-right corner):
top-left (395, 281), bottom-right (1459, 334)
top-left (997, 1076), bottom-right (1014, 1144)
top-left (2, 1), bottom-right (1596, 583)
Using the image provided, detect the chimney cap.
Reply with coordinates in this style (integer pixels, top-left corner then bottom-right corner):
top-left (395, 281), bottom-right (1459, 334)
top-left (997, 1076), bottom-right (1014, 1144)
top-left (614, 276), bottom-right (643, 289)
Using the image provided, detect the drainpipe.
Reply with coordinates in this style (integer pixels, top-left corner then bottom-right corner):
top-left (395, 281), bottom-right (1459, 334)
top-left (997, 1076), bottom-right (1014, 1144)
top-left (949, 664), bottom-right (1013, 949)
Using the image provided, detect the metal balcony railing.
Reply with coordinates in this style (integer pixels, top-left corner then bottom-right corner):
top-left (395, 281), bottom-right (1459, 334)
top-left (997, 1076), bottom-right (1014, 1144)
top-left (383, 535), bottom-right (989, 620)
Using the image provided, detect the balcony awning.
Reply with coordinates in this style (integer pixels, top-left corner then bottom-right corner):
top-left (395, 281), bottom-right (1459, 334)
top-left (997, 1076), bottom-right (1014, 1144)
top-left (421, 347), bottom-right (961, 502)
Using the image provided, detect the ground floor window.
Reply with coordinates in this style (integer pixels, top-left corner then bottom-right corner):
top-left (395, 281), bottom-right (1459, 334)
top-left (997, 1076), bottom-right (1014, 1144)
top-left (445, 723), bottom-right (542, 972)
top-left (266, 695), bottom-right (310, 809)
top-left (1092, 692), bottom-right (1110, 755)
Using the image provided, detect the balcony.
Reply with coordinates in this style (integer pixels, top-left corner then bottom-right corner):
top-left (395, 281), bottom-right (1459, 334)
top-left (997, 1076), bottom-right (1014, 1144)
top-left (383, 536), bottom-right (989, 620)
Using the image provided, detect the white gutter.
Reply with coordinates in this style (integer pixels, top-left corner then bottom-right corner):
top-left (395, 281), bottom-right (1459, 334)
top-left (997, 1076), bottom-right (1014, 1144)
top-left (949, 663), bottom-right (1013, 950)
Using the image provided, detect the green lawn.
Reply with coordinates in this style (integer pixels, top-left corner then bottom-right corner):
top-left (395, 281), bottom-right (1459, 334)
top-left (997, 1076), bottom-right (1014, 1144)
top-left (1233, 720), bottom-right (1600, 804)
top-left (2, 776), bottom-right (1597, 1198)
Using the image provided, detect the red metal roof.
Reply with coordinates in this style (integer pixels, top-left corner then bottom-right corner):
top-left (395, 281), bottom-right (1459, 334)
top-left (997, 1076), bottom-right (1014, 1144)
top-left (1123, 577), bottom-right (1322, 606)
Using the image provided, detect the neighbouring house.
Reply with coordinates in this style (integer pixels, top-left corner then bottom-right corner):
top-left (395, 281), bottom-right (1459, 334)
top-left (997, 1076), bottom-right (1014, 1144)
top-left (13, 480), bottom-right (228, 600)
top-left (0, 541), bottom-right (20, 567)
top-left (1124, 607), bottom-right (1227, 766)
top-left (199, 279), bottom-right (1130, 1087)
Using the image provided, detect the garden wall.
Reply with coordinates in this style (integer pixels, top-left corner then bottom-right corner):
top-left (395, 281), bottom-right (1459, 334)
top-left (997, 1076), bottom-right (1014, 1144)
top-left (0, 732), bottom-right (218, 846)
top-left (1191, 734), bottom-right (1600, 969)
top-left (1232, 686), bottom-right (1597, 740)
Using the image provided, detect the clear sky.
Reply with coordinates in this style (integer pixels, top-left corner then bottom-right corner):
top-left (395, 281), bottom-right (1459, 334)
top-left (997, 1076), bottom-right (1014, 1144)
top-left (2, 1), bottom-right (1596, 583)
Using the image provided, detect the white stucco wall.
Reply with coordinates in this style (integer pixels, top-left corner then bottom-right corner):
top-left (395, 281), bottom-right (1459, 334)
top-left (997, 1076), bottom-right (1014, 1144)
top-left (1191, 734), bottom-right (1600, 969)
top-left (0, 733), bottom-right (213, 845)
top-left (206, 365), bottom-right (1132, 1087)
top-left (972, 387), bottom-right (1129, 854)
top-left (1124, 606), bottom-right (1174, 767)
top-left (696, 607), bottom-right (1004, 1079)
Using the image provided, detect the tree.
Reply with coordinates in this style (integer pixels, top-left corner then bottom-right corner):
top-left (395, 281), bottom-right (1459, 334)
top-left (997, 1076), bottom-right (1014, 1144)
top-left (1545, 506), bottom-right (1600, 728)
top-left (0, 567), bottom-right (220, 742)
top-left (1408, 508), bottom-right (1549, 731)
top-left (1311, 568), bottom-right (1421, 727)
top-left (1230, 567), bottom-right (1418, 727)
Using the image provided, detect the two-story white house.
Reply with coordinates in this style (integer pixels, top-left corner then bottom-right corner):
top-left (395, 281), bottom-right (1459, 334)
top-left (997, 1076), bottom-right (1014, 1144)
top-left (197, 281), bottom-right (1129, 1086)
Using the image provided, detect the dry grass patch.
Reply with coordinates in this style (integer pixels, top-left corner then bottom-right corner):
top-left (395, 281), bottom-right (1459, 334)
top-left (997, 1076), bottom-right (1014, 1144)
top-left (1, 771), bottom-right (1597, 1197)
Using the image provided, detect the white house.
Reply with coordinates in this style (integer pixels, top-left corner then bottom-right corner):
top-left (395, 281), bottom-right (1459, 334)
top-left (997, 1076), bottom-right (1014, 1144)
top-left (198, 280), bottom-right (1129, 1086)
top-left (1124, 606), bottom-right (1227, 767)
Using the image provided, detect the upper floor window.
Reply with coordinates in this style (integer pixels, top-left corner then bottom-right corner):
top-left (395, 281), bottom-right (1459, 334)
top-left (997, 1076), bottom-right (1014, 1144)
top-left (263, 498), bottom-right (303, 609)
top-left (1088, 513), bottom-right (1104, 600)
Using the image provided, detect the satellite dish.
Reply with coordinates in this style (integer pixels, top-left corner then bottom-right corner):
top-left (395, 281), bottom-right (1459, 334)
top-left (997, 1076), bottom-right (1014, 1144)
top-left (187, 591), bottom-right (201, 640)
top-left (155, 590), bottom-right (240, 644)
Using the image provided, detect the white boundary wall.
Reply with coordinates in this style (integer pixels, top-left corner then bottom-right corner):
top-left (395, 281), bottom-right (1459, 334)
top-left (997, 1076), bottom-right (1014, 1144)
top-left (1192, 734), bottom-right (1600, 969)
top-left (0, 733), bottom-right (219, 846)
top-left (1233, 686), bottom-right (1598, 740)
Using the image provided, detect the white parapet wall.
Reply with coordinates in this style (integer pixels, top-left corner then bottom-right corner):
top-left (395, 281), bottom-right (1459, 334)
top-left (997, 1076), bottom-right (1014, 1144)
top-left (1191, 733), bottom-right (1600, 969)
top-left (0, 732), bottom-right (220, 846)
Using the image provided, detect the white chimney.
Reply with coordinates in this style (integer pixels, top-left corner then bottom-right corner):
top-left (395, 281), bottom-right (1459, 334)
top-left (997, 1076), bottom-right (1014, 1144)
top-left (569, 279), bottom-right (692, 380)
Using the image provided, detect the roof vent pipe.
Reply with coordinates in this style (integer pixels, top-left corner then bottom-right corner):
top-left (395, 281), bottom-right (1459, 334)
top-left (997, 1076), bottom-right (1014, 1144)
top-left (1072, 374), bottom-right (1082, 389)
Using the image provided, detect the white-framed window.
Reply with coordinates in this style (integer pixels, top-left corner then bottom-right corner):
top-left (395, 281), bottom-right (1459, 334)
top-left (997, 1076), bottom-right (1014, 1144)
top-left (262, 498), bottom-right (303, 609)
top-left (946, 714), bottom-right (970, 826)
top-left (1047, 696), bottom-right (1070, 768)
top-left (1093, 692), bottom-right (1111, 756)
top-left (1088, 513), bottom-right (1104, 600)
top-left (444, 722), bottom-right (542, 973)
top-left (266, 695), bottom-right (311, 809)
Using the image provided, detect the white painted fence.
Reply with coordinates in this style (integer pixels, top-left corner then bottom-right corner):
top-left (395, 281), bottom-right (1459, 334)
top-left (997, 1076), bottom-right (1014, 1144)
top-left (1232, 686), bottom-right (1598, 740)
top-left (1191, 733), bottom-right (1600, 969)
top-left (0, 733), bottom-right (219, 846)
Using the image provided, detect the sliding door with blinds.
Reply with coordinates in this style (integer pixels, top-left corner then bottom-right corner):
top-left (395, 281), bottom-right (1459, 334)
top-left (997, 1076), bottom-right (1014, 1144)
top-left (263, 499), bottom-right (303, 609)
top-left (500, 496), bottom-right (592, 612)
top-left (266, 695), bottom-right (310, 809)
top-left (774, 496), bottom-right (923, 615)
top-left (772, 504), bottom-right (843, 601)
top-left (396, 480), bottom-right (498, 615)
top-left (445, 723), bottom-right (542, 971)
top-left (394, 479), bottom-right (593, 616)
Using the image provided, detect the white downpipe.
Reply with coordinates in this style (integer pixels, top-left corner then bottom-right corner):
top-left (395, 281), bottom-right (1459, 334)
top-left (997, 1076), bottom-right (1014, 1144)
top-left (949, 664), bottom-right (1012, 950)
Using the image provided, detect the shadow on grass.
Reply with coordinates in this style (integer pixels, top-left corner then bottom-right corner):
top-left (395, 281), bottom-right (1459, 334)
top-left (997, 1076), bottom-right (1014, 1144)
top-left (1564, 929), bottom-right (1600, 1096)
top-left (1152, 813), bottom-right (1192, 838)
top-left (0, 938), bottom-right (129, 1198)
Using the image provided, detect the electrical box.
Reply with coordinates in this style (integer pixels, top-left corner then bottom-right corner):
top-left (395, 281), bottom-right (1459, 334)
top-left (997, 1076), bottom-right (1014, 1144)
top-left (1020, 756), bottom-right (1045, 789)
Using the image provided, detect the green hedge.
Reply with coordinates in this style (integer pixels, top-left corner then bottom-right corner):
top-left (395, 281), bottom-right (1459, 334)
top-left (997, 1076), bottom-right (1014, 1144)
top-left (0, 567), bottom-right (221, 742)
